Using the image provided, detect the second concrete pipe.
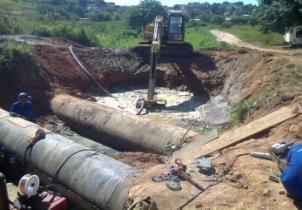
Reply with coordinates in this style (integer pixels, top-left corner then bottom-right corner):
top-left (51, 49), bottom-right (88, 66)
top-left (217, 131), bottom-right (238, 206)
top-left (51, 95), bottom-right (200, 153)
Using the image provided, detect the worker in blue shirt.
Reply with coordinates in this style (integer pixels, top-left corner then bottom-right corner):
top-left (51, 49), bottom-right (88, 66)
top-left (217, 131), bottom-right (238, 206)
top-left (280, 144), bottom-right (302, 201)
top-left (10, 92), bottom-right (36, 123)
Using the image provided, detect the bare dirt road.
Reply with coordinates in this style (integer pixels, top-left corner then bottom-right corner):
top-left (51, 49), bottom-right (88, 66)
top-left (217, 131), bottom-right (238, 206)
top-left (211, 29), bottom-right (291, 54)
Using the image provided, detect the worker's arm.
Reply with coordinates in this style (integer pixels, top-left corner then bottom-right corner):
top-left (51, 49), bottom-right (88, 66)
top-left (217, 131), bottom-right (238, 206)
top-left (280, 145), bottom-right (302, 200)
top-left (9, 103), bottom-right (17, 112)
top-left (27, 103), bottom-right (36, 123)
top-left (9, 103), bottom-right (19, 117)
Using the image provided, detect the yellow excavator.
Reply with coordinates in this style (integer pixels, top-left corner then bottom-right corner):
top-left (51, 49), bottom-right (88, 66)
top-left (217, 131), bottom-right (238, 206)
top-left (135, 10), bottom-right (193, 114)
top-left (134, 10), bottom-right (193, 57)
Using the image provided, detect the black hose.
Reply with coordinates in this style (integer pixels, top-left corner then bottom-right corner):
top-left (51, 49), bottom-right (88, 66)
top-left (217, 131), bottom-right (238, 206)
top-left (53, 149), bottom-right (98, 182)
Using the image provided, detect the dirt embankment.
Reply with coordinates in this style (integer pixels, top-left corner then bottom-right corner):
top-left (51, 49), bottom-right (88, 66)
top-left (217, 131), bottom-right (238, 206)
top-left (0, 41), bottom-right (149, 113)
top-left (1, 37), bottom-right (302, 121)
top-left (205, 50), bottom-right (302, 121)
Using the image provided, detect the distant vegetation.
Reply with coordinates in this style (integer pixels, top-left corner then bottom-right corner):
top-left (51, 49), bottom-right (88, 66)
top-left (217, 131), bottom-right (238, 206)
top-left (256, 0), bottom-right (302, 33)
top-left (1, 0), bottom-right (298, 48)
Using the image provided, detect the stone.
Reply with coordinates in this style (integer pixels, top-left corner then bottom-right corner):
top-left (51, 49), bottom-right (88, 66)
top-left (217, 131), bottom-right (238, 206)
top-left (195, 203), bottom-right (202, 208)
top-left (289, 124), bottom-right (302, 139)
top-left (262, 188), bottom-right (270, 196)
top-left (281, 201), bottom-right (290, 207)
top-left (279, 190), bottom-right (286, 195)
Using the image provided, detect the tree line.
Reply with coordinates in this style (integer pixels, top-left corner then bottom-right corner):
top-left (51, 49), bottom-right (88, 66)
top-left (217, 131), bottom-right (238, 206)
top-left (14, 0), bottom-right (302, 34)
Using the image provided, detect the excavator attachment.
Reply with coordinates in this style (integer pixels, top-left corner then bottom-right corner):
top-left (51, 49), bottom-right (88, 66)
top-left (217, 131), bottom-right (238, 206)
top-left (134, 42), bottom-right (193, 57)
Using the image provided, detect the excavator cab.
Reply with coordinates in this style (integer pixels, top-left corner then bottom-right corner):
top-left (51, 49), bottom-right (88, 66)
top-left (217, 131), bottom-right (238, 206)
top-left (167, 11), bottom-right (185, 42)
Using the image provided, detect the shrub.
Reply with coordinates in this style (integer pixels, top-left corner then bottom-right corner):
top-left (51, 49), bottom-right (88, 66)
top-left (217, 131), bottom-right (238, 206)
top-left (89, 11), bottom-right (112, 21)
top-left (221, 21), bottom-right (232, 28)
top-left (32, 24), bottom-right (99, 46)
top-left (200, 13), bottom-right (212, 23)
top-left (230, 100), bottom-right (251, 124)
top-left (0, 16), bottom-right (23, 35)
top-left (0, 42), bottom-right (32, 76)
top-left (32, 26), bottom-right (52, 37)
top-left (187, 20), bottom-right (207, 28)
top-left (230, 16), bottom-right (252, 25)
top-left (209, 15), bottom-right (225, 25)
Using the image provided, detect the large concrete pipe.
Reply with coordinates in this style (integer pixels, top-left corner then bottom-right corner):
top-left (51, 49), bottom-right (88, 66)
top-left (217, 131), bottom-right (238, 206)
top-left (67, 132), bottom-right (117, 156)
top-left (0, 108), bottom-right (137, 210)
top-left (51, 94), bottom-right (200, 154)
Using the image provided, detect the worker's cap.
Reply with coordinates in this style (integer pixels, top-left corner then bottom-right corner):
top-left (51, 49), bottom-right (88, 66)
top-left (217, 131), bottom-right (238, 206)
top-left (17, 92), bottom-right (31, 101)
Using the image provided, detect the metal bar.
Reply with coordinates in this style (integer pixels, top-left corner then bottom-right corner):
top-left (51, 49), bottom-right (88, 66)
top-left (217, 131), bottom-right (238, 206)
top-left (148, 52), bottom-right (157, 101)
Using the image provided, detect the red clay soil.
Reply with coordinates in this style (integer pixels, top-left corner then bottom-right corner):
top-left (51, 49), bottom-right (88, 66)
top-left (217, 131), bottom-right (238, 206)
top-left (112, 152), bottom-right (164, 170)
top-left (128, 115), bottom-right (302, 210)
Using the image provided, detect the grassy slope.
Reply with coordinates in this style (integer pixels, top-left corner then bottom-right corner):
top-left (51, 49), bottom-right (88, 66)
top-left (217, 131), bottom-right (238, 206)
top-left (90, 21), bottom-right (141, 48)
top-left (186, 27), bottom-right (232, 50)
top-left (0, 0), bottom-right (140, 48)
top-left (222, 25), bottom-right (284, 46)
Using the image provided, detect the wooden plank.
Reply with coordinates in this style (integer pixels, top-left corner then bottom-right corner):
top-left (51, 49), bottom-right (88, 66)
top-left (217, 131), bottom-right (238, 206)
top-left (201, 104), bottom-right (301, 155)
top-left (172, 130), bottom-right (219, 164)
top-left (176, 104), bottom-right (301, 163)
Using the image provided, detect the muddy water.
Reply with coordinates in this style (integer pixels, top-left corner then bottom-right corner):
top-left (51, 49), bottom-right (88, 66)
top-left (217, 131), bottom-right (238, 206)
top-left (95, 86), bottom-right (231, 129)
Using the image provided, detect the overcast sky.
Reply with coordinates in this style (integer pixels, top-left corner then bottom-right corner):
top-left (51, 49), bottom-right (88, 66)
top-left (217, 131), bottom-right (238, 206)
top-left (106, 0), bottom-right (258, 6)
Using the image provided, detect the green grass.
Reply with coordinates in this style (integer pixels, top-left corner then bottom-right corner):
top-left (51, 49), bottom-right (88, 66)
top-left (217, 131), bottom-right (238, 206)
top-left (222, 25), bottom-right (283, 46)
top-left (186, 27), bottom-right (233, 50)
top-left (219, 100), bottom-right (252, 131)
top-left (0, 41), bottom-right (32, 76)
top-left (0, 0), bottom-right (141, 48)
top-left (0, 0), bottom-right (36, 18)
top-left (89, 21), bottom-right (141, 48)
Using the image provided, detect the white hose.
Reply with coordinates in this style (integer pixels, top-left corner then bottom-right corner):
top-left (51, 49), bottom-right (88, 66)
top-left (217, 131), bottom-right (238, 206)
top-left (69, 45), bottom-right (114, 98)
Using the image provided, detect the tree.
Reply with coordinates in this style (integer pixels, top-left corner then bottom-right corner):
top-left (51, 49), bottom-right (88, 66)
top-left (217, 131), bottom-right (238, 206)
top-left (256, 0), bottom-right (302, 33)
top-left (78, 0), bottom-right (88, 8)
top-left (128, 0), bottom-right (166, 30)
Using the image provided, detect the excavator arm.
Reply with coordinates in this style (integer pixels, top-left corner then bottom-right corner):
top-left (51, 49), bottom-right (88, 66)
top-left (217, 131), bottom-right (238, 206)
top-left (148, 16), bottom-right (162, 101)
top-left (136, 16), bottom-right (165, 113)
